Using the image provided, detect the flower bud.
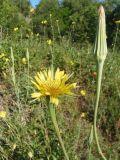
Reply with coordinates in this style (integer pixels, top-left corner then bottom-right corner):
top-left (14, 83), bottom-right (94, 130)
top-left (94, 6), bottom-right (107, 62)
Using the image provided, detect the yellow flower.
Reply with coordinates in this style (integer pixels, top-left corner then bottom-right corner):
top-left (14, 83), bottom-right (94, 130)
top-left (47, 39), bottom-right (52, 45)
top-left (43, 20), bottom-right (47, 24)
top-left (30, 7), bottom-right (34, 13)
top-left (0, 53), bottom-right (5, 58)
top-left (28, 151), bottom-right (33, 158)
top-left (50, 13), bottom-right (52, 17)
top-left (30, 32), bottom-right (33, 36)
top-left (14, 27), bottom-right (18, 31)
top-left (41, 20), bottom-right (47, 25)
top-left (115, 20), bottom-right (120, 24)
top-left (5, 58), bottom-right (9, 62)
top-left (22, 58), bottom-right (27, 64)
top-left (80, 90), bottom-right (86, 96)
top-left (36, 33), bottom-right (39, 37)
top-left (70, 61), bottom-right (74, 66)
top-left (12, 144), bottom-right (16, 150)
top-left (80, 112), bottom-right (86, 118)
top-left (31, 68), bottom-right (76, 106)
top-left (0, 111), bottom-right (6, 118)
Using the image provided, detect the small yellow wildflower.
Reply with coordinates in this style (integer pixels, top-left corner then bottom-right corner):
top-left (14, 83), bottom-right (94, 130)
top-left (36, 33), bottom-right (39, 37)
top-left (70, 61), bottom-right (74, 66)
top-left (22, 58), bottom-right (27, 64)
top-left (31, 32), bottom-right (33, 36)
top-left (47, 39), bottom-right (52, 45)
top-left (80, 90), bottom-right (86, 96)
top-left (30, 7), bottom-right (34, 13)
top-left (0, 111), bottom-right (6, 118)
top-left (31, 68), bottom-right (76, 106)
top-left (44, 20), bottom-right (47, 24)
top-left (12, 144), bottom-right (16, 150)
top-left (0, 53), bottom-right (5, 58)
top-left (50, 13), bottom-right (52, 17)
top-left (115, 20), bottom-right (120, 24)
top-left (5, 58), bottom-right (9, 62)
top-left (14, 27), bottom-right (18, 31)
top-left (41, 20), bottom-right (47, 25)
top-left (28, 151), bottom-right (33, 158)
top-left (80, 112), bottom-right (86, 118)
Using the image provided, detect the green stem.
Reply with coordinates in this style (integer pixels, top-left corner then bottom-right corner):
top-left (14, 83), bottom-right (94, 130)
top-left (113, 25), bottom-right (119, 53)
top-left (49, 103), bottom-right (69, 160)
top-left (93, 61), bottom-right (107, 160)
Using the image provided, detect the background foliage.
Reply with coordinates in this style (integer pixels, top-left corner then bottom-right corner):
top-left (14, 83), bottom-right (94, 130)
top-left (0, 0), bottom-right (120, 160)
top-left (0, 0), bottom-right (120, 46)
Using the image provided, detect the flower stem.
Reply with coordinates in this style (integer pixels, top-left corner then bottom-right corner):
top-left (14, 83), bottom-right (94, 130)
top-left (49, 103), bottom-right (69, 160)
top-left (113, 25), bottom-right (119, 53)
top-left (93, 61), bottom-right (107, 160)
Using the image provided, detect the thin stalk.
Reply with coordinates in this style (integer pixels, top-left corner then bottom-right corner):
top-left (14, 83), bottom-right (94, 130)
top-left (10, 47), bottom-right (20, 109)
top-left (49, 103), bottom-right (69, 160)
top-left (88, 125), bottom-right (93, 160)
top-left (26, 48), bottom-right (30, 98)
top-left (43, 26), bottom-right (46, 42)
top-left (50, 15), bottom-right (55, 42)
top-left (56, 20), bottom-right (62, 42)
top-left (113, 25), bottom-right (119, 53)
top-left (93, 61), bottom-right (107, 160)
top-left (49, 45), bottom-right (54, 76)
top-left (88, 147), bottom-right (92, 160)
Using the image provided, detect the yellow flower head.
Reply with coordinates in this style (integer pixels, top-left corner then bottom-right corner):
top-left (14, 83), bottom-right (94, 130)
top-left (31, 68), bottom-right (76, 106)
top-left (115, 20), bottom-right (120, 24)
top-left (28, 151), bottom-right (33, 158)
top-left (31, 32), bottom-right (33, 36)
top-left (44, 20), bottom-right (47, 24)
top-left (0, 53), bottom-right (5, 58)
top-left (5, 58), bottom-right (9, 62)
top-left (80, 90), bottom-right (86, 96)
top-left (22, 58), bottom-right (27, 65)
top-left (36, 33), bottom-right (39, 37)
top-left (70, 60), bottom-right (74, 66)
top-left (47, 39), bottom-right (52, 45)
top-left (12, 144), bottom-right (17, 150)
top-left (0, 111), bottom-right (6, 118)
top-left (30, 7), bottom-right (34, 13)
top-left (80, 112), bottom-right (86, 118)
top-left (14, 27), bottom-right (18, 31)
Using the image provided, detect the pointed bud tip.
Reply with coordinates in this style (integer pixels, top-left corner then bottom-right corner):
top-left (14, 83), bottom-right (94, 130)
top-left (99, 6), bottom-right (105, 17)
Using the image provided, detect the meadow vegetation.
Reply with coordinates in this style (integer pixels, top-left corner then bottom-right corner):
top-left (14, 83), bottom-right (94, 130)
top-left (0, 0), bottom-right (120, 160)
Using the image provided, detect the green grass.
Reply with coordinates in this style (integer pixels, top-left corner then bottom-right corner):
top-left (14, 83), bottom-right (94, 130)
top-left (0, 35), bottom-right (120, 160)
